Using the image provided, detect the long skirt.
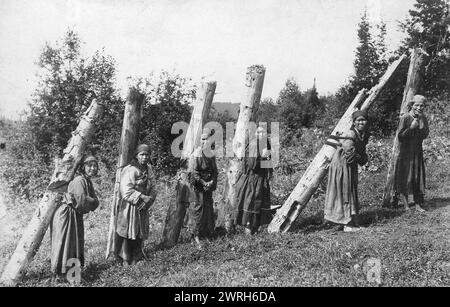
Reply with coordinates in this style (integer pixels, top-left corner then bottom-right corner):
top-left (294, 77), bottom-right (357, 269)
top-left (188, 191), bottom-right (214, 238)
top-left (235, 172), bottom-right (272, 230)
top-left (114, 233), bottom-right (143, 264)
top-left (324, 148), bottom-right (359, 225)
top-left (394, 144), bottom-right (426, 204)
top-left (50, 204), bottom-right (84, 274)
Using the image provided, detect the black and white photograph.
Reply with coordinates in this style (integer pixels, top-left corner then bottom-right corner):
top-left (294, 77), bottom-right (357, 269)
top-left (0, 0), bottom-right (449, 292)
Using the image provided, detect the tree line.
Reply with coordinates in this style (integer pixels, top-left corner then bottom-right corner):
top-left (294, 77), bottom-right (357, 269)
top-left (1, 0), bottom-right (449, 198)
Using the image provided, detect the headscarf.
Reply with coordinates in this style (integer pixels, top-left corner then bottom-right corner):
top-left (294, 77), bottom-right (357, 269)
top-left (407, 94), bottom-right (427, 111)
top-left (135, 144), bottom-right (151, 155)
top-left (352, 110), bottom-right (368, 121)
top-left (201, 127), bottom-right (212, 140)
top-left (82, 155), bottom-right (98, 165)
top-left (79, 155), bottom-right (98, 176)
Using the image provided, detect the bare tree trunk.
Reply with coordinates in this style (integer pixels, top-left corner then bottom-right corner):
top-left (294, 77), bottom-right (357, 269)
top-left (268, 54), bottom-right (407, 233)
top-left (383, 49), bottom-right (426, 207)
top-left (216, 65), bottom-right (265, 232)
top-left (105, 88), bottom-right (144, 259)
top-left (160, 81), bottom-right (216, 248)
top-left (0, 99), bottom-right (103, 286)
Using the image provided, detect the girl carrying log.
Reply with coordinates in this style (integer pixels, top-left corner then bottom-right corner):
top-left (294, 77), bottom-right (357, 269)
top-left (394, 95), bottom-right (429, 212)
top-left (50, 155), bottom-right (100, 280)
top-left (324, 110), bottom-right (370, 232)
top-left (187, 128), bottom-right (218, 250)
top-left (114, 144), bottom-right (157, 266)
top-left (235, 126), bottom-right (273, 235)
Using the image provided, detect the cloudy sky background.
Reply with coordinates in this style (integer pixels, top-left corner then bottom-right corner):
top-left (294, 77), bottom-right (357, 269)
top-left (0, 0), bottom-right (417, 119)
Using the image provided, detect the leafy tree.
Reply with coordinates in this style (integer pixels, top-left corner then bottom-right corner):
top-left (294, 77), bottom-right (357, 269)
top-left (26, 29), bottom-right (124, 164)
top-left (352, 10), bottom-right (380, 92)
top-left (374, 20), bottom-right (389, 74)
top-left (399, 0), bottom-right (450, 96)
top-left (256, 97), bottom-right (279, 127)
top-left (131, 71), bottom-right (195, 176)
top-left (277, 78), bottom-right (318, 145)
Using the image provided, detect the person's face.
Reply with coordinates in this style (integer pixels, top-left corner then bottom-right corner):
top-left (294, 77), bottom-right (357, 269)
top-left (354, 116), bottom-right (368, 132)
top-left (256, 128), bottom-right (267, 139)
top-left (411, 101), bottom-right (425, 116)
top-left (201, 136), bottom-right (210, 149)
top-left (84, 162), bottom-right (98, 178)
top-left (136, 151), bottom-right (150, 165)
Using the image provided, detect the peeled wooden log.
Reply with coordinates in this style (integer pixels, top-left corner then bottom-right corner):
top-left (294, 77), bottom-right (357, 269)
top-left (0, 99), bottom-right (103, 286)
top-left (383, 49), bottom-right (426, 207)
top-left (105, 88), bottom-right (144, 259)
top-left (216, 65), bottom-right (265, 232)
top-left (160, 81), bottom-right (216, 248)
top-left (268, 54), bottom-right (407, 233)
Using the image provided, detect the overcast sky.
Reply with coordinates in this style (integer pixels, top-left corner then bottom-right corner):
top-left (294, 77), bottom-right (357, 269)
top-left (0, 0), bottom-right (417, 118)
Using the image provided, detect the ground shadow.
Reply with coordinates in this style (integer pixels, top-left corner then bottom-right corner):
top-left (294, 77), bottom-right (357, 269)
top-left (357, 207), bottom-right (404, 226)
top-left (288, 211), bottom-right (327, 234)
top-left (83, 261), bottom-right (112, 283)
top-left (425, 197), bottom-right (450, 210)
top-left (287, 206), bottom-right (407, 234)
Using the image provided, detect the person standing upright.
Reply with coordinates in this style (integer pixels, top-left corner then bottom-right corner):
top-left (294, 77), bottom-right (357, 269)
top-left (187, 128), bottom-right (218, 249)
top-left (50, 155), bottom-right (100, 280)
top-left (324, 110), bottom-right (370, 232)
top-left (235, 126), bottom-right (273, 235)
top-left (114, 144), bottom-right (157, 265)
top-left (394, 95), bottom-right (429, 212)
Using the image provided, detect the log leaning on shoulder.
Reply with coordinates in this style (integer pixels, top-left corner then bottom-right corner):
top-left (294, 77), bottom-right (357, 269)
top-left (105, 88), bottom-right (144, 259)
top-left (160, 81), bottom-right (216, 248)
top-left (268, 54), bottom-right (407, 234)
top-left (216, 65), bottom-right (265, 232)
top-left (383, 49), bottom-right (426, 207)
top-left (0, 99), bottom-right (104, 286)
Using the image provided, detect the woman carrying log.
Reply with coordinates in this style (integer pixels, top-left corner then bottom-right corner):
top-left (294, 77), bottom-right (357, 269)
top-left (394, 95), bottom-right (429, 212)
top-left (235, 126), bottom-right (273, 235)
top-left (188, 128), bottom-right (218, 250)
top-left (114, 144), bottom-right (157, 266)
top-left (324, 110), bottom-right (370, 232)
top-left (50, 155), bottom-right (100, 279)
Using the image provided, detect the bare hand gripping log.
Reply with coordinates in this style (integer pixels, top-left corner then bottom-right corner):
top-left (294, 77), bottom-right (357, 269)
top-left (268, 54), bottom-right (406, 233)
top-left (0, 99), bottom-right (103, 286)
top-left (383, 49), bottom-right (426, 207)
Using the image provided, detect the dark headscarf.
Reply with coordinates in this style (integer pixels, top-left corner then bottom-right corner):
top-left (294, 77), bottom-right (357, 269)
top-left (79, 155), bottom-right (98, 176)
top-left (135, 144), bottom-right (151, 155)
top-left (352, 110), bottom-right (368, 121)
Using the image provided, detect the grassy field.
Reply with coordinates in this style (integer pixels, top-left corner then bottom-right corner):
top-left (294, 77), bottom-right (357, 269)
top-left (0, 148), bottom-right (449, 287)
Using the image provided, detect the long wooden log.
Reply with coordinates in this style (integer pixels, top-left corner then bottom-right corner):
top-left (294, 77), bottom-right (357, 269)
top-left (383, 49), bottom-right (426, 207)
top-left (0, 99), bottom-right (103, 286)
top-left (268, 54), bottom-right (407, 233)
top-left (160, 81), bottom-right (216, 248)
top-left (105, 88), bottom-right (144, 259)
top-left (216, 65), bottom-right (265, 232)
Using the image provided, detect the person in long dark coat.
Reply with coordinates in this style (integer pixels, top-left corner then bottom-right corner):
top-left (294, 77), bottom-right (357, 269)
top-left (187, 129), bottom-right (218, 249)
top-left (324, 110), bottom-right (369, 232)
top-left (114, 144), bottom-right (157, 266)
top-left (50, 155), bottom-right (99, 278)
top-left (394, 95), bottom-right (429, 212)
top-left (235, 127), bottom-right (273, 235)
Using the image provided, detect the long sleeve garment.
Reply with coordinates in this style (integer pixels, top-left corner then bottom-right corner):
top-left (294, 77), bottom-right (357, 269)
top-left (324, 128), bottom-right (368, 225)
top-left (50, 174), bottom-right (98, 274)
top-left (187, 147), bottom-right (218, 237)
top-left (394, 113), bottom-right (429, 204)
top-left (115, 162), bottom-right (156, 241)
top-left (235, 141), bottom-right (273, 229)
